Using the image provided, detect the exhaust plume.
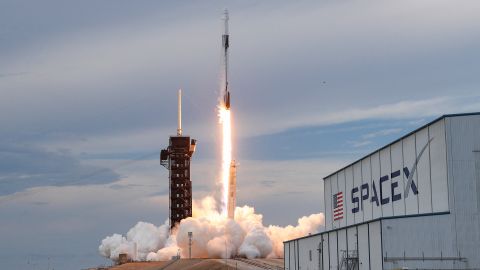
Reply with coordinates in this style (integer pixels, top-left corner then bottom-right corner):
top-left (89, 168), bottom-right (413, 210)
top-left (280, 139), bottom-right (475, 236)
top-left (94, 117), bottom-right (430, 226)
top-left (218, 106), bottom-right (232, 216)
top-left (99, 196), bottom-right (324, 262)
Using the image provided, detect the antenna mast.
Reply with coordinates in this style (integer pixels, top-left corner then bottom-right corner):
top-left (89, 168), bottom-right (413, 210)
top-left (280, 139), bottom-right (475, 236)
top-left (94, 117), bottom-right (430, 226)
top-left (177, 89), bottom-right (182, 136)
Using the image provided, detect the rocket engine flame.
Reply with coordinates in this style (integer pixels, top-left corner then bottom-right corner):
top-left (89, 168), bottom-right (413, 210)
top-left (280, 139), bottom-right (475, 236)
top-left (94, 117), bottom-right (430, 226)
top-left (219, 106), bottom-right (232, 216)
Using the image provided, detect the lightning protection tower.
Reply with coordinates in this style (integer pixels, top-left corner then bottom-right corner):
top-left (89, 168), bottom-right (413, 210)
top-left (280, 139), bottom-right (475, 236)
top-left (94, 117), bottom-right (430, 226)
top-left (160, 89), bottom-right (196, 229)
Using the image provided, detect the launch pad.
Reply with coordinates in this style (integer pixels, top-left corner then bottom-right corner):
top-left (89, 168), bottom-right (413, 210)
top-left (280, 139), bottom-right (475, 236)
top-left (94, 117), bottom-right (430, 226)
top-left (106, 258), bottom-right (284, 270)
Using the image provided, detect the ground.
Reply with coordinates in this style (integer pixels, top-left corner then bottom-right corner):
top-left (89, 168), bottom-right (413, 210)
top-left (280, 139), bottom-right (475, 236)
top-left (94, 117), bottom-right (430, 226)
top-left (98, 258), bottom-right (284, 270)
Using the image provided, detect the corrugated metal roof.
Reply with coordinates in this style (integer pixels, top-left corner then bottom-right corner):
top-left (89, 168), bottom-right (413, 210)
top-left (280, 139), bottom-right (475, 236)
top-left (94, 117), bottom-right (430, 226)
top-left (323, 112), bottom-right (480, 180)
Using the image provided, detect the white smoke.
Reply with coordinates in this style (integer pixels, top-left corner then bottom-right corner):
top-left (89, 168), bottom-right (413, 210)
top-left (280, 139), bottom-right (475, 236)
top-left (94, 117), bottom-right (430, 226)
top-left (99, 196), bottom-right (324, 262)
top-left (99, 220), bottom-right (170, 261)
top-left (99, 234), bottom-right (132, 260)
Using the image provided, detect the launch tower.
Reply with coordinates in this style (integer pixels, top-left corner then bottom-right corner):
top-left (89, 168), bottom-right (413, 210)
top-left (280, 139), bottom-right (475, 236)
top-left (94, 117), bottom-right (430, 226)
top-left (160, 90), bottom-right (196, 229)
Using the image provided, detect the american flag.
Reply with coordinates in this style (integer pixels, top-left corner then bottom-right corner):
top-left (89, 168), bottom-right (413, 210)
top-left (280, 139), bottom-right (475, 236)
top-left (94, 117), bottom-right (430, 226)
top-left (333, 192), bottom-right (344, 221)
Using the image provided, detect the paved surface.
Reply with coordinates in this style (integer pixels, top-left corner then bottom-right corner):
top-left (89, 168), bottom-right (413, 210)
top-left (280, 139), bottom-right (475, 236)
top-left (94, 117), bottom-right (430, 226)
top-left (105, 258), bottom-right (284, 270)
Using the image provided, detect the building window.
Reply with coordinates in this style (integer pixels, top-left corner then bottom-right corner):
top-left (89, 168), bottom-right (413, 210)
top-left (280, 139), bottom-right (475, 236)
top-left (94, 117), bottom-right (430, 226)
top-left (309, 250), bottom-right (312, 261)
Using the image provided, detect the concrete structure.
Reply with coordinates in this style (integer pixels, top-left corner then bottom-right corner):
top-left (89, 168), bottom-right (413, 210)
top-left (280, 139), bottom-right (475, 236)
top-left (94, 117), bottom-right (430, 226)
top-left (285, 113), bottom-right (480, 270)
top-left (105, 258), bottom-right (284, 270)
top-left (160, 90), bottom-right (196, 228)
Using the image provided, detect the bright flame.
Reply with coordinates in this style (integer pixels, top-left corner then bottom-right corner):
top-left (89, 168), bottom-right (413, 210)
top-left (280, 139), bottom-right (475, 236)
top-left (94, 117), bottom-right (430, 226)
top-left (218, 106), bottom-right (232, 216)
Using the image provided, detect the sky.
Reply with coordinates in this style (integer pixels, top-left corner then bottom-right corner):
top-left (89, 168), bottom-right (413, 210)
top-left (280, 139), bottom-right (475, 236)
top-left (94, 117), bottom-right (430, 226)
top-left (1, 0), bottom-right (480, 269)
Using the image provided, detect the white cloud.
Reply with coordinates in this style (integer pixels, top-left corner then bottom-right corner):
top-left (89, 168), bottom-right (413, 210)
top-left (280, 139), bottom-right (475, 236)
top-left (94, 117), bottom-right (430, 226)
top-left (238, 95), bottom-right (480, 137)
top-left (350, 140), bottom-right (373, 148)
top-left (347, 127), bottom-right (403, 148)
top-left (0, 157), bottom-right (346, 223)
top-left (1, 0), bottom-right (480, 147)
top-left (39, 95), bottom-right (480, 156)
top-left (362, 128), bottom-right (403, 140)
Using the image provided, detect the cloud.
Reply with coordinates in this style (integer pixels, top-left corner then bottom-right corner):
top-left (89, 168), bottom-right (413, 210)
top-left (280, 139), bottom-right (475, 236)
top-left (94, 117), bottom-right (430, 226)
top-left (362, 128), bottom-right (403, 139)
top-left (41, 95), bottom-right (480, 161)
top-left (348, 127), bottom-right (403, 148)
top-left (0, 143), bottom-right (119, 195)
top-left (0, 71), bottom-right (29, 78)
top-left (148, 190), bottom-right (169, 197)
top-left (239, 95), bottom-right (480, 137)
top-left (31, 201), bottom-right (49, 206)
top-left (0, 0), bottom-right (479, 156)
top-left (260, 180), bottom-right (276, 188)
top-left (109, 183), bottom-right (147, 190)
top-left (350, 140), bottom-right (373, 148)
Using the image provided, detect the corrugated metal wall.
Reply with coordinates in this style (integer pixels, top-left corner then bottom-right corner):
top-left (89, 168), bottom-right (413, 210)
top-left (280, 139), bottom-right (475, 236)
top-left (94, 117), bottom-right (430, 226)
top-left (324, 118), bottom-right (450, 231)
top-left (285, 221), bottom-right (383, 270)
top-left (382, 214), bottom-right (458, 269)
top-left (285, 234), bottom-right (322, 270)
top-left (446, 115), bottom-right (480, 268)
top-left (357, 224), bottom-right (369, 270)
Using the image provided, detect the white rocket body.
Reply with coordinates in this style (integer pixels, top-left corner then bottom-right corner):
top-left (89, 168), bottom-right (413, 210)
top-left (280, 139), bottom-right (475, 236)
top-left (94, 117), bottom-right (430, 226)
top-left (222, 9), bottom-right (231, 109)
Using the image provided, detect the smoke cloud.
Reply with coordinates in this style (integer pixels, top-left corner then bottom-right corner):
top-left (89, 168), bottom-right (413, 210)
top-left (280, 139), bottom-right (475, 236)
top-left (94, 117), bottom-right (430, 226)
top-left (99, 196), bottom-right (324, 262)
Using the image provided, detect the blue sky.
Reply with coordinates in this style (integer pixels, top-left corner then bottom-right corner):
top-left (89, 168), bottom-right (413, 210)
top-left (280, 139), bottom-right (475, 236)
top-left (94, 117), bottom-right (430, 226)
top-left (1, 0), bottom-right (480, 269)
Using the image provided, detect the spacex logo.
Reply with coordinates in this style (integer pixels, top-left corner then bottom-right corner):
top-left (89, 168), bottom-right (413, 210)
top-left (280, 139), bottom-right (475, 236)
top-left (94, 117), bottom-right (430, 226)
top-left (351, 137), bottom-right (433, 213)
top-left (333, 137), bottom-right (434, 217)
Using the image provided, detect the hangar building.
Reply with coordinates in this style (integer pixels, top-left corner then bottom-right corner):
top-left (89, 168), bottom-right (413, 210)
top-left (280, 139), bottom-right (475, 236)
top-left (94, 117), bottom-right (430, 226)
top-left (284, 113), bottom-right (480, 270)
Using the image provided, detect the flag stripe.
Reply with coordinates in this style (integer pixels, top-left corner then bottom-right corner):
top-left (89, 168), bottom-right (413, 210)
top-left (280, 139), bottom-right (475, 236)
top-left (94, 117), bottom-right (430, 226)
top-left (333, 191), bottom-right (344, 220)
